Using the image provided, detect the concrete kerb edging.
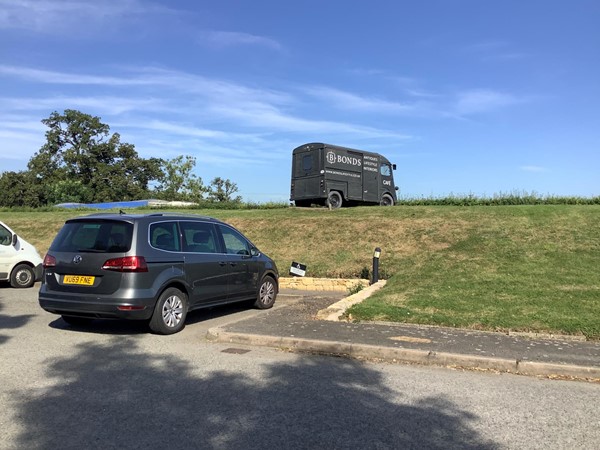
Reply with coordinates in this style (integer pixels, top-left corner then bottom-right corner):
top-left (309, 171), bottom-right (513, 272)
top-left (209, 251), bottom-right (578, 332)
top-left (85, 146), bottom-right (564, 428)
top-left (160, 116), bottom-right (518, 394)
top-left (206, 328), bottom-right (600, 380)
top-left (316, 280), bottom-right (387, 321)
top-left (279, 277), bottom-right (370, 292)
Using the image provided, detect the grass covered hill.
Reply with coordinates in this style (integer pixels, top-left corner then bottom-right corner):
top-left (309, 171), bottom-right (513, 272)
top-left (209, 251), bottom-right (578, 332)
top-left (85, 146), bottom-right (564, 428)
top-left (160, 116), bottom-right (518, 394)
top-left (3, 205), bottom-right (599, 338)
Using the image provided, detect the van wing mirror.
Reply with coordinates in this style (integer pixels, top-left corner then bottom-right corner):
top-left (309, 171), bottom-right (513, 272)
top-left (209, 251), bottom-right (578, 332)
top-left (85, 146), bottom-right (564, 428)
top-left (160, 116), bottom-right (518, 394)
top-left (392, 164), bottom-right (397, 170)
top-left (11, 234), bottom-right (18, 246)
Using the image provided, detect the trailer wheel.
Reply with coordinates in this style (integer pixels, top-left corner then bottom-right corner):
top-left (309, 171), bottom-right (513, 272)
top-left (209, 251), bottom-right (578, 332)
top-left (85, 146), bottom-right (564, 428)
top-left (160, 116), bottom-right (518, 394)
top-left (327, 191), bottom-right (343, 209)
top-left (381, 194), bottom-right (394, 206)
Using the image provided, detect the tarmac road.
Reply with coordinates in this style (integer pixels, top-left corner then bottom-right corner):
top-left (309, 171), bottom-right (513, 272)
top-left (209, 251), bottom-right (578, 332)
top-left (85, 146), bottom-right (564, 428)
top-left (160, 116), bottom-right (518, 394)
top-left (1, 284), bottom-right (599, 449)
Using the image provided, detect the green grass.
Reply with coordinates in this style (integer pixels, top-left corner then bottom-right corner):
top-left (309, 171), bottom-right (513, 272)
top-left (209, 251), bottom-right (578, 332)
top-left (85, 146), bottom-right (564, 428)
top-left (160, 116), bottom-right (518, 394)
top-left (349, 206), bottom-right (600, 339)
top-left (2, 204), bottom-right (599, 339)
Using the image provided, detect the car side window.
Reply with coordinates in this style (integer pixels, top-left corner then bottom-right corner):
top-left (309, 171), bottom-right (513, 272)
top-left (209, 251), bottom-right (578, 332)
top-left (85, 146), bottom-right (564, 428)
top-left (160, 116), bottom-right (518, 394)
top-left (150, 222), bottom-right (180, 252)
top-left (0, 224), bottom-right (11, 246)
top-left (180, 222), bottom-right (218, 253)
top-left (219, 225), bottom-right (250, 255)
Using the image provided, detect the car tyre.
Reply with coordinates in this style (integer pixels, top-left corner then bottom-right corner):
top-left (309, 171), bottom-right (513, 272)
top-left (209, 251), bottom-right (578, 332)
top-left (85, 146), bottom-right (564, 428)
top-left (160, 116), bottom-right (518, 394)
top-left (61, 315), bottom-right (94, 326)
top-left (149, 287), bottom-right (188, 335)
top-left (254, 276), bottom-right (277, 309)
top-left (327, 191), bottom-right (343, 209)
top-left (380, 194), bottom-right (394, 206)
top-left (10, 264), bottom-right (35, 288)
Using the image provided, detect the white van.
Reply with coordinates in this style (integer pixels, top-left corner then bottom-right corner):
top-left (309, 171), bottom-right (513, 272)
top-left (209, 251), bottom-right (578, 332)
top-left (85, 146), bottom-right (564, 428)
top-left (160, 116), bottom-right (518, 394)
top-left (0, 221), bottom-right (43, 288)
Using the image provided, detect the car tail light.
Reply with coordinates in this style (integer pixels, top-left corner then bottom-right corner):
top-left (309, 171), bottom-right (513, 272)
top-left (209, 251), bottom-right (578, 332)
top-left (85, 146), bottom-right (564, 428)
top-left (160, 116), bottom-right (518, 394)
top-left (43, 254), bottom-right (56, 268)
top-left (102, 256), bottom-right (148, 272)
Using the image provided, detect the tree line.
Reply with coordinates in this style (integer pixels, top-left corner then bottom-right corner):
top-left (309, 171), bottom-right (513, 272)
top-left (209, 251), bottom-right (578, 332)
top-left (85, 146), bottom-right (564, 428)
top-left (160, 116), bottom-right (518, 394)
top-left (0, 110), bottom-right (241, 208)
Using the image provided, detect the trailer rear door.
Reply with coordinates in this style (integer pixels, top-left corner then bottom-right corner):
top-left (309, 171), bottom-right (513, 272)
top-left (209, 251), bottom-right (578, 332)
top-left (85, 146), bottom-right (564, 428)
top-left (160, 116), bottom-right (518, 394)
top-left (292, 149), bottom-right (322, 198)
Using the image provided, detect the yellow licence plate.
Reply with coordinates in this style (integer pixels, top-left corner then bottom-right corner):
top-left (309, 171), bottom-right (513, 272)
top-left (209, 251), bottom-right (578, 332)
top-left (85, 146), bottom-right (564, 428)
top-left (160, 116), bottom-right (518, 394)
top-left (63, 275), bottom-right (95, 286)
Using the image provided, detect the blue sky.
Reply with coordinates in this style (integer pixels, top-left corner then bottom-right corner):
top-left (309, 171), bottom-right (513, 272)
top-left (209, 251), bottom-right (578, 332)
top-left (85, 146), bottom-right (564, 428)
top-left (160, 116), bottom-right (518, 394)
top-left (1, 0), bottom-right (599, 202)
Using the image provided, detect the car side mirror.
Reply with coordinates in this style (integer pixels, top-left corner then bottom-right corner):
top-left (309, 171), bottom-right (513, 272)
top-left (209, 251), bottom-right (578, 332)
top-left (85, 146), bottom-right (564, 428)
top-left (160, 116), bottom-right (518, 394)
top-left (250, 247), bottom-right (260, 257)
top-left (392, 164), bottom-right (397, 170)
top-left (11, 234), bottom-right (18, 246)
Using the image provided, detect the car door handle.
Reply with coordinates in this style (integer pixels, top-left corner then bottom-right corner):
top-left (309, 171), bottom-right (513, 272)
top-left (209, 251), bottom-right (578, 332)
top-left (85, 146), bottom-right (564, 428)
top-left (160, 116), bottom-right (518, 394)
top-left (219, 262), bottom-right (227, 267)
top-left (229, 262), bottom-right (237, 267)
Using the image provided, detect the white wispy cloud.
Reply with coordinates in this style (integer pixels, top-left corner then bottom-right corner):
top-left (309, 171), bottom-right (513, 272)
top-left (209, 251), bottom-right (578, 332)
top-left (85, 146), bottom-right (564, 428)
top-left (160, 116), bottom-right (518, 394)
top-left (519, 165), bottom-right (548, 173)
top-left (209, 103), bottom-right (410, 140)
top-left (0, 64), bottom-right (413, 165)
top-left (455, 89), bottom-right (521, 115)
top-left (347, 68), bottom-right (388, 77)
top-left (464, 40), bottom-right (527, 62)
top-left (1, 95), bottom-right (167, 115)
top-left (482, 53), bottom-right (527, 62)
top-left (0, 129), bottom-right (43, 144)
top-left (0, 65), bottom-right (156, 85)
top-left (133, 121), bottom-right (228, 139)
top-left (0, 123), bottom-right (45, 163)
top-left (200, 31), bottom-right (283, 51)
top-left (0, 116), bottom-right (46, 165)
top-left (403, 88), bottom-right (439, 99)
top-left (4, 64), bottom-right (507, 125)
top-left (0, 0), bottom-right (173, 32)
top-left (0, 65), bottom-right (294, 106)
top-left (0, 115), bottom-right (45, 132)
top-left (464, 40), bottom-right (510, 53)
top-left (0, 65), bottom-right (215, 90)
top-left (304, 86), bottom-right (414, 114)
top-left (122, 125), bottom-right (291, 167)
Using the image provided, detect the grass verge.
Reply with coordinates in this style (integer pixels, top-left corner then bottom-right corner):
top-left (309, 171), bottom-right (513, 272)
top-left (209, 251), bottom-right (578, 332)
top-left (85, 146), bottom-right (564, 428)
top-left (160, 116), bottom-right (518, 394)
top-left (2, 205), bottom-right (598, 338)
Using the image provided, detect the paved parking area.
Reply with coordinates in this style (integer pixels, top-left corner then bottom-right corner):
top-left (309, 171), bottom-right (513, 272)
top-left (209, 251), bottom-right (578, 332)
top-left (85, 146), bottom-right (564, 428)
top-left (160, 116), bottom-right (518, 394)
top-left (2, 285), bottom-right (599, 449)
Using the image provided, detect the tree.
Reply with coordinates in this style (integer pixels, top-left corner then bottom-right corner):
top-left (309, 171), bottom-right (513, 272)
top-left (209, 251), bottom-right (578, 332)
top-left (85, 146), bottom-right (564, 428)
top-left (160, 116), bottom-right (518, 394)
top-left (207, 177), bottom-right (242, 203)
top-left (27, 110), bottom-right (163, 204)
top-left (0, 171), bottom-right (43, 207)
top-left (155, 155), bottom-right (206, 201)
top-left (2, 110), bottom-right (243, 208)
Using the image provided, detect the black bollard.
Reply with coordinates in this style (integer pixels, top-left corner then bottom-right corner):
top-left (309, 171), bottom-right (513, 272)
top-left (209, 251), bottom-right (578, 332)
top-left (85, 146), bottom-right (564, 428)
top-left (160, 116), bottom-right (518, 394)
top-left (372, 247), bottom-right (381, 284)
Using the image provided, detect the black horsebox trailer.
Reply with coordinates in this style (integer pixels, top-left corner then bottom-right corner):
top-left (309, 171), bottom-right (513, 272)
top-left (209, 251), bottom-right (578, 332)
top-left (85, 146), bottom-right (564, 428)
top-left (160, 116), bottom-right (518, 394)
top-left (290, 143), bottom-right (399, 208)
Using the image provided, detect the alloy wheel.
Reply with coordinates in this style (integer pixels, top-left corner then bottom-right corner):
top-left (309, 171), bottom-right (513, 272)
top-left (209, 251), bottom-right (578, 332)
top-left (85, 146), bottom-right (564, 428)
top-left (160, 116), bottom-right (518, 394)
top-left (162, 295), bottom-right (183, 328)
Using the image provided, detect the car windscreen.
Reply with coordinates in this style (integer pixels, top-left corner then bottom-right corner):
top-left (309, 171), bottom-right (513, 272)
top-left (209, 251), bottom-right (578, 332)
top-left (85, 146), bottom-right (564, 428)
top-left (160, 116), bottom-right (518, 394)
top-left (50, 220), bottom-right (134, 253)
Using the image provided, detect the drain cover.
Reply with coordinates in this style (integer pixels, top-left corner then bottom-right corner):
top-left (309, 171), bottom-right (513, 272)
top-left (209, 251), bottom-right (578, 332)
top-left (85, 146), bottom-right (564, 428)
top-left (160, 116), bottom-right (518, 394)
top-left (221, 348), bottom-right (251, 354)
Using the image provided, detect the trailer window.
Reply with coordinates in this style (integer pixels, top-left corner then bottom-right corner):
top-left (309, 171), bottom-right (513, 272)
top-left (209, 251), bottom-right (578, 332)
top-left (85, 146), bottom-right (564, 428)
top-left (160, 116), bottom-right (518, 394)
top-left (302, 155), bottom-right (313, 172)
top-left (380, 163), bottom-right (391, 177)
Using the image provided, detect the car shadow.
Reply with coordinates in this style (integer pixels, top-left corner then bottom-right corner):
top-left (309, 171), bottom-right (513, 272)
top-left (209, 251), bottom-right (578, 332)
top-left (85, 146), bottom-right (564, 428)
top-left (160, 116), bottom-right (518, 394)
top-left (0, 300), bottom-right (35, 345)
top-left (12, 337), bottom-right (499, 449)
top-left (0, 281), bottom-right (44, 291)
top-left (47, 301), bottom-right (260, 335)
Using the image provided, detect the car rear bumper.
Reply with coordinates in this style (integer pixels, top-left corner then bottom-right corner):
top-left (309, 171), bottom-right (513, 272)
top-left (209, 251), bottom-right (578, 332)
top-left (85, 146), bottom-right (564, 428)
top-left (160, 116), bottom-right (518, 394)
top-left (38, 288), bottom-right (156, 320)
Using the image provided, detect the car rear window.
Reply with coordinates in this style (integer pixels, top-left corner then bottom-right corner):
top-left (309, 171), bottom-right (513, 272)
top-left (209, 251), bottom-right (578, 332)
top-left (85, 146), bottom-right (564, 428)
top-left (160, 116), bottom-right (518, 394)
top-left (50, 220), bottom-right (133, 253)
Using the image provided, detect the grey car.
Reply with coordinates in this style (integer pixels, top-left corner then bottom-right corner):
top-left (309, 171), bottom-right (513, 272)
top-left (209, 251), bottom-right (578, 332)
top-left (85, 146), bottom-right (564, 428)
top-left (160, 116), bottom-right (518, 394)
top-left (39, 213), bottom-right (279, 334)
